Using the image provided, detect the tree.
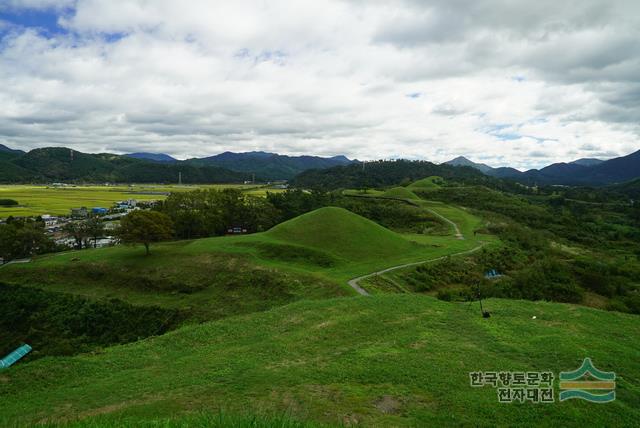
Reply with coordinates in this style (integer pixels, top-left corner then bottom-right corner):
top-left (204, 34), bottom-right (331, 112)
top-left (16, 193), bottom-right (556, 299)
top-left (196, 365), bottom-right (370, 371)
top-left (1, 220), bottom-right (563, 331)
top-left (64, 221), bottom-right (88, 250)
top-left (117, 210), bottom-right (174, 255)
top-left (85, 215), bottom-right (106, 248)
top-left (0, 219), bottom-right (54, 262)
top-left (0, 224), bottom-right (18, 263)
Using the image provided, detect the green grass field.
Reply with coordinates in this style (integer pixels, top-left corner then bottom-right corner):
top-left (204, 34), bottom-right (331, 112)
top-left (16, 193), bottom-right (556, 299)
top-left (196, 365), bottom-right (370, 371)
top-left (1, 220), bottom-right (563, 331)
top-left (0, 184), bottom-right (281, 218)
top-left (0, 203), bottom-right (493, 296)
top-left (407, 176), bottom-right (444, 191)
top-left (5, 190), bottom-right (633, 426)
top-left (1, 295), bottom-right (637, 426)
top-left (380, 187), bottom-right (420, 200)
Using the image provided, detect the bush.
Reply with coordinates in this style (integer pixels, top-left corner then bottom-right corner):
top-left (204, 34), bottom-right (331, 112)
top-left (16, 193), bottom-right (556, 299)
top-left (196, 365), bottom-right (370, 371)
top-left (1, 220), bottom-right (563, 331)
top-left (0, 283), bottom-right (186, 360)
top-left (0, 199), bottom-right (18, 206)
top-left (506, 258), bottom-right (583, 303)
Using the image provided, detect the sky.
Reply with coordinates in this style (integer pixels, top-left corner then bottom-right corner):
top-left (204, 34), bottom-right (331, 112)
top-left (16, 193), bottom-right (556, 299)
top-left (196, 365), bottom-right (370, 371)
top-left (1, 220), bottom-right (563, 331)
top-left (0, 0), bottom-right (639, 169)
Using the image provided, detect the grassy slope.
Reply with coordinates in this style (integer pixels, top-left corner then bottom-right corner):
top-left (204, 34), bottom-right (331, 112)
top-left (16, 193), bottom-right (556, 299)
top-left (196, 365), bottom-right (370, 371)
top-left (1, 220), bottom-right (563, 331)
top-left (0, 203), bottom-right (494, 306)
top-left (0, 240), bottom-right (348, 323)
top-left (380, 187), bottom-right (420, 200)
top-left (265, 207), bottom-right (419, 260)
top-left (1, 295), bottom-right (637, 426)
top-left (407, 176), bottom-right (443, 191)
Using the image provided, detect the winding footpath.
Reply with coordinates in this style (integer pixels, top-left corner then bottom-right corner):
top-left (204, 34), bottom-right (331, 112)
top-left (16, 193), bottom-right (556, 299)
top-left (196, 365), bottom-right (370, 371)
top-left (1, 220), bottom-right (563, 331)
top-left (424, 208), bottom-right (464, 240)
top-left (347, 200), bottom-right (478, 296)
top-left (0, 258), bottom-right (31, 269)
top-left (347, 243), bottom-right (485, 296)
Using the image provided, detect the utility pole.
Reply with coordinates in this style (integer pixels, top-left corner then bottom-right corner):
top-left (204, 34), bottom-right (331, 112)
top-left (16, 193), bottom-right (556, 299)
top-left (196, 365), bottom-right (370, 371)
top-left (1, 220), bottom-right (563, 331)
top-left (476, 282), bottom-right (490, 318)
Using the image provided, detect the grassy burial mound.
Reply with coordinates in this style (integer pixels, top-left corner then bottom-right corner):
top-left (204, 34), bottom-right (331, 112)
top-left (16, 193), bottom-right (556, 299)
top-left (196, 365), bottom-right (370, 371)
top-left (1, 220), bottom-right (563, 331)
top-left (265, 207), bottom-right (419, 261)
top-left (0, 241), bottom-right (348, 326)
top-left (408, 175), bottom-right (444, 190)
top-left (1, 295), bottom-right (638, 426)
top-left (381, 186), bottom-right (420, 200)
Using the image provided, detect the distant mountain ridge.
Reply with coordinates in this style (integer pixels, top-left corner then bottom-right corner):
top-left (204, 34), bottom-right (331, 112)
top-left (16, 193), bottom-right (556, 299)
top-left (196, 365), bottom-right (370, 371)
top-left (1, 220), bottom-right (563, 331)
top-left (0, 146), bottom-right (354, 183)
top-left (445, 150), bottom-right (640, 185)
top-left (570, 158), bottom-right (604, 167)
top-left (444, 156), bottom-right (493, 173)
top-left (186, 151), bottom-right (354, 180)
top-left (0, 147), bottom-right (251, 184)
top-left (0, 144), bottom-right (25, 154)
top-left (125, 152), bottom-right (177, 163)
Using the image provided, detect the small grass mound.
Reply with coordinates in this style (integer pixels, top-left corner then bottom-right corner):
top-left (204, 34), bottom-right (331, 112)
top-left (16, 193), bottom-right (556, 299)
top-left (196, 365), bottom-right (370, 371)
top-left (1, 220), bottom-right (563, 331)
top-left (381, 187), bottom-right (419, 200)
top-left (408, 176), bottom-right (444, 190)
top-left (265, 207), bottom-right (418, 261)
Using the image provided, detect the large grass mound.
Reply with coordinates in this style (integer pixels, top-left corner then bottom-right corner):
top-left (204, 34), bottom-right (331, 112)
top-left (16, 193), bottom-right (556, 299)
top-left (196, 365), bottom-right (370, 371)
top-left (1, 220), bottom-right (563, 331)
top-left (265, 207), bottom-right (418, 260)
top-left (381, 186), bottom-right (420, 200)
top-left (408, 175), bottom-right (444, 190)
top-left (1, 295), bottom-right (638, 426)
top-left (0, 241), bottom-right (347, 324)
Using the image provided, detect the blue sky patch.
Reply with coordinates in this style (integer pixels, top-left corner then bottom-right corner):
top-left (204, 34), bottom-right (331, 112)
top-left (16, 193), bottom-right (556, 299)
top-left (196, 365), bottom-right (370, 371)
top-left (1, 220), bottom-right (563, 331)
top-left (0, 8), bottom-right (70, 37)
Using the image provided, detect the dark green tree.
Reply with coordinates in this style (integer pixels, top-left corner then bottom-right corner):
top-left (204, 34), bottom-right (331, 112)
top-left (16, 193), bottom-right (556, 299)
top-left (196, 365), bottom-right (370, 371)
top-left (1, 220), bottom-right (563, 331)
top-left (85, 215), bottom-right (106, 248)
top-left (64, 221), bottom-right (88, 250)
top-left (117, 211), bottom-right (174, 255)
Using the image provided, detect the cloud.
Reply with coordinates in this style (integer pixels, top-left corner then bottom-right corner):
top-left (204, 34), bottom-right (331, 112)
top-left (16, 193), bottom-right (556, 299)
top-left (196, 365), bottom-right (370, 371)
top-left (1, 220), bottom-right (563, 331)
top-left (0, 0), bottom-right (638, 168)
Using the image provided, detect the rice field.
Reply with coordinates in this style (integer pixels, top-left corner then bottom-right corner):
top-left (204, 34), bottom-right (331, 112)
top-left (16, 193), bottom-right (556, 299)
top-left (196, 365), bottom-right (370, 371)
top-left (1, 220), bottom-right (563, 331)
top-left (0, 184), bottom-right (285, 218)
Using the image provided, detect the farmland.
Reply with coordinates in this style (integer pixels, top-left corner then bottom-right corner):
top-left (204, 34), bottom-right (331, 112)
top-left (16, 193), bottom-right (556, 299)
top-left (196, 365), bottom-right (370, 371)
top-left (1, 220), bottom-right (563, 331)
top-left (0, 184), bottom-right (283, 218)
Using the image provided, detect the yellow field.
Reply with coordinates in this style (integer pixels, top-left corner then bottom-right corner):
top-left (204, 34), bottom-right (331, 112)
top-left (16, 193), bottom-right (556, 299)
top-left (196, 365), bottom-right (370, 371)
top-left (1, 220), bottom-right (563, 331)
top-left (0, 184), bottom-right (285, 218)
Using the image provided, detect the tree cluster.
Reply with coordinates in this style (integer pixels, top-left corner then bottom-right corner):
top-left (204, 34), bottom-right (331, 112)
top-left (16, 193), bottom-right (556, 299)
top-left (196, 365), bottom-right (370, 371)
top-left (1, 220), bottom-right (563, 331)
top-left (0, 218), bottom-right (56, 263)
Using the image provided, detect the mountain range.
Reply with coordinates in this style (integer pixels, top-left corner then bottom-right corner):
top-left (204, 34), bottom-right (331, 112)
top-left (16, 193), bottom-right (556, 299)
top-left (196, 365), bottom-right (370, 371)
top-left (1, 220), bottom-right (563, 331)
top-left (1, 143), bottom-right (639, 186)
top-left (0, 146), bottom-right (354, 183)
top-left (444, 150), bottom-right (640, 186)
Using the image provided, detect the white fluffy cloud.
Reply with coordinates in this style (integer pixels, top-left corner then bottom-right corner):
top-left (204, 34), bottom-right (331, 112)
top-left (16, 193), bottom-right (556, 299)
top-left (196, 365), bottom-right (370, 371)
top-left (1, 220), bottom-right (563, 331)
top-left (0, 0), bottom-right (638, 168)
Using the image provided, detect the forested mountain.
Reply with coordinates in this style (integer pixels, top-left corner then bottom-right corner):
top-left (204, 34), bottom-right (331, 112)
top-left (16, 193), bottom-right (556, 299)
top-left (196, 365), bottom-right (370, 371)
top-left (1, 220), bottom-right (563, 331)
top-left (0, 144), bottom-right (24, 155)
top-left (444, 156), bottom-right (493, 173)
top-left (290, 159), bottom-right (489, 189)
top-left (0, 147), bottom-right (250, 184)
top-left (186, 151), bottom-right (353, 180)
top-left (0, 146), bottom-right (354, 183)
top-left (125, 153), bottom-right (177, 163)
top-left (447, 149), bottom-right (640, 185)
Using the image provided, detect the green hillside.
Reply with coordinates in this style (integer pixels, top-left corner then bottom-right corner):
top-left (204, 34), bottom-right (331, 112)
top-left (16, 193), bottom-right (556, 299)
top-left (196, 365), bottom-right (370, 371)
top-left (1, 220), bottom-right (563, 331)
top-left (265, 207), bottom-right (419, 260)
top-left (1, 295), bottom-right (637, 426)
top-left (408, 176), bottom-right (444, 190)
top-left (1, 147), bottom-right (251, 184)
top-left (290, 160), bottom-right (488, 190)
top-left (381, 186), bottom-right (419, 200)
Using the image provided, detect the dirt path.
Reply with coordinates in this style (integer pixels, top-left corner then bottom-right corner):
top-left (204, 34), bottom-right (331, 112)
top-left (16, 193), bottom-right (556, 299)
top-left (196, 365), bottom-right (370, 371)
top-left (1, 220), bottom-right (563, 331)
top-left (0, 258), bottom-right (31, 268)
top-left (424, 208), bottom-right (464, 239)
top-left (347, 243), bottom-right (485, 296)
top-left (344, 194), bottom-right (474, 295)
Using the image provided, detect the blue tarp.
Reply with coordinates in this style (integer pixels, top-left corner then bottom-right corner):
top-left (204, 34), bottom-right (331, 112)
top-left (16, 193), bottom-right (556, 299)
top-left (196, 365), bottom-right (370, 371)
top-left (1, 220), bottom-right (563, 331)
top-left (484, 269), bottom-right (502, 279)
top-left (0, 344), bottom-right (32, 369)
